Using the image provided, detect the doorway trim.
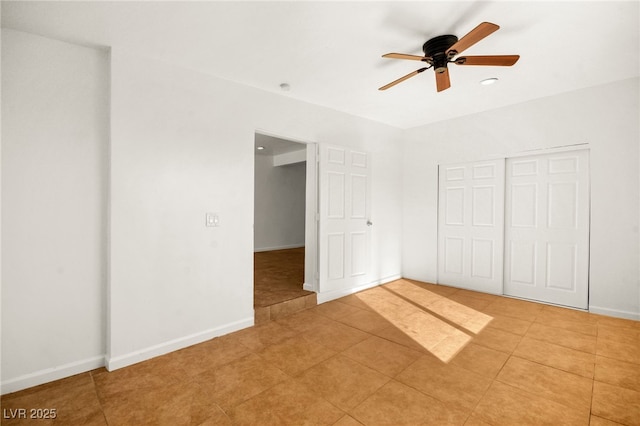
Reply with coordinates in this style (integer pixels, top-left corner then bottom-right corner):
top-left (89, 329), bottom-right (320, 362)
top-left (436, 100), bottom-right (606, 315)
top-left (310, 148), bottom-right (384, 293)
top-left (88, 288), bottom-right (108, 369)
top-left (253, 129), bottom-right (319, 293)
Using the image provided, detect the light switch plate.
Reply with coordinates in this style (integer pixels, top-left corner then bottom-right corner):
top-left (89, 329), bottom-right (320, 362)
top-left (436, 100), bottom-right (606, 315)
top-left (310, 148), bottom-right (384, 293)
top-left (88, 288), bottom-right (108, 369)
top-left (205, 212), bottom-right (219, 227)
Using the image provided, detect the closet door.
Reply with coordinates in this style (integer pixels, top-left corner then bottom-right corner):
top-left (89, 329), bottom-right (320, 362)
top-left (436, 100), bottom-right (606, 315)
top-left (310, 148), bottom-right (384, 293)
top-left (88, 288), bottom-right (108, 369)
top-left (504, 150), bottom-right (589, 309)
top-left (437, 159), bottom-right (505, 294)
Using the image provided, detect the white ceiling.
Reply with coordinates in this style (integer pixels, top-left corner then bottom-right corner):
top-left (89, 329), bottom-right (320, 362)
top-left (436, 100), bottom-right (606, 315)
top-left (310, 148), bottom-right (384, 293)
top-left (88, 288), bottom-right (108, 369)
top-left (3, 1), bottom-right (638, 129)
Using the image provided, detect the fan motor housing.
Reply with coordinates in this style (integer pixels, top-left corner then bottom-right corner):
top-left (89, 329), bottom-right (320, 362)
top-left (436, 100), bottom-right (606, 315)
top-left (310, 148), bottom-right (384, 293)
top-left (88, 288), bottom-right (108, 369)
top-left (422, 34), bottom-right (458, 56)
top-left (423, 34), bottom-right (458, 73)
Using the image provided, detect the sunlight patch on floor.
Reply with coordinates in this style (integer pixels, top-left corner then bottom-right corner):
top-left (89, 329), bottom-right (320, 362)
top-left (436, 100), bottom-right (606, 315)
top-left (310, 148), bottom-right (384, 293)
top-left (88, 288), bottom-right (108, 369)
top-left (354, 281), bottom-right (493, 362)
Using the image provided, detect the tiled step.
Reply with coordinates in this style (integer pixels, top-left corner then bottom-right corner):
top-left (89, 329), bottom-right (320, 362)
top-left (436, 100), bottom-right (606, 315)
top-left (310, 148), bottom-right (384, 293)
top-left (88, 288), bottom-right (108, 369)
top-left (255, 293), bottom-right (317, 325)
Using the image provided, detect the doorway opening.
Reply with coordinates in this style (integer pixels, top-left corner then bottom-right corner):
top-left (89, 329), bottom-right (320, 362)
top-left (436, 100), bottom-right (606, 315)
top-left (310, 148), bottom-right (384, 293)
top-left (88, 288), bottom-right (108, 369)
top-left (253, 132), bottom-right (318, 323)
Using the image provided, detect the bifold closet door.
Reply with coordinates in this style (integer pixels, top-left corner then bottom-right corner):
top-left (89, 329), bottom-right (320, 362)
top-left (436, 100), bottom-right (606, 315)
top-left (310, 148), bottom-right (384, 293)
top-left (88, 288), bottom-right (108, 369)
top-left (504, 150), bottom-right (590, 309)
top-left (437, 160), bottom-right (505, 294)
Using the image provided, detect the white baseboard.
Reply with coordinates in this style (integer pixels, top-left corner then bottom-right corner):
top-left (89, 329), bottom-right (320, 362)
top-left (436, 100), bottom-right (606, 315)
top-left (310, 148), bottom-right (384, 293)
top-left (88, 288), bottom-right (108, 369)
top-left (254, 244), bottom-right (304, 253)
top-left (105, 316), bottom-right (254, 371)
top-left (302, 282), bottom-right (314, 292)
top-left (1, 355), bottom-right (105, 396)
top-left (317, 274), bottom-right (401, 304)
top-left (2, 317), bottom-right (255, 395)
top-left (589, 305), bottom-right (640, 321)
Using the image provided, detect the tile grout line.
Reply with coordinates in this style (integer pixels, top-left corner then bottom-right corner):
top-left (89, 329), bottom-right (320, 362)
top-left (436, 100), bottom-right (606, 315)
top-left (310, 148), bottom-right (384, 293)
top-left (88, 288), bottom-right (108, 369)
top-left (495, 353), bottom-right (595, 420)
top-left (521, 324), bottom-right (598, 354)
top-left (89, 370), bottom-right (110, 426)
top-left (466, 335), bottom-right (525, 425)
top-left (386, 356), bottom-right (479, 421)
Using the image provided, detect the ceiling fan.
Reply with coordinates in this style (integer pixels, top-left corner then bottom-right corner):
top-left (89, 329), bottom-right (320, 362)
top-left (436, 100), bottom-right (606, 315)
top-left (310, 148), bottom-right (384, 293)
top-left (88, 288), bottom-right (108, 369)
top-left (379, 22), bottom-right (520, 92)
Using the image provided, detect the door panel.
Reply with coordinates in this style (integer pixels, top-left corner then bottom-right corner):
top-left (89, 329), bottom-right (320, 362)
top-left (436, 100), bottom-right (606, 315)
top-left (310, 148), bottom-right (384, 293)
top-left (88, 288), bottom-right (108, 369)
top-left (445, 187), bottom-right (465, 224)
top-left (444, 237), bottom-right (465, 274)
top-left (472, 186), bottom-right (495, 226)
top-left (351, 175), bottom-right (367, 218)
top-left (504, 150), bottom-right (589, 309)
top-left (319, 146), bottom-right (371, 293)
top-left (328, 172), bottom-right (345, 218)
top-left (327, 233), bottom-right (345, 280)
top-left (437, 159), bottom-right (505, 294)
top-left (546, 243), bottom-right (577, 290)
top-left (351, 232), bottom-right (367, 276)
top-left (548, 182), bottom-right (577, 228)
top-left (510, 241), bottom-right (536, 285)
top-left (471, 239), bottom-right (494, 278)
top-left (511, 183), bottom-right (538, 227)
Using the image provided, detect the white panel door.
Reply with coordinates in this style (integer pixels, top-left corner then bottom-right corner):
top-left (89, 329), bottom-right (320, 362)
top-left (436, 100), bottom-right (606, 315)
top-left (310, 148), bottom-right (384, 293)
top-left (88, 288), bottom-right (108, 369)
top-left (319, 145), bottom-right (371, 293)
top-left (504, 150), bottom-right (589, 309)
top-left (437, 159), bottom-right (505, 294)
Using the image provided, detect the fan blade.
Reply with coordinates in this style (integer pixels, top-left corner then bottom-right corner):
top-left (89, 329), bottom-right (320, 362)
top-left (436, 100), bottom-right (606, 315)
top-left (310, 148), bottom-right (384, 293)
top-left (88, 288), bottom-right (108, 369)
top-left (378, 67), bottom-right (429, 90)
top-left (446, 22), bottom-right (499, 55)
top-left (455, 55), bottom-right (520, 66)
top-left (382, 53), bottom-right (431, 62)
top-left (436, 68), bottom-right (451, 92)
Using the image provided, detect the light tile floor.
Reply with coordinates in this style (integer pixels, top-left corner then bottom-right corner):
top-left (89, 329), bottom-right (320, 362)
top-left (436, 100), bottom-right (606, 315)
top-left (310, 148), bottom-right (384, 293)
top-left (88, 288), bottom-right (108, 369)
top-left (2, 279), bottom-right (639, 425)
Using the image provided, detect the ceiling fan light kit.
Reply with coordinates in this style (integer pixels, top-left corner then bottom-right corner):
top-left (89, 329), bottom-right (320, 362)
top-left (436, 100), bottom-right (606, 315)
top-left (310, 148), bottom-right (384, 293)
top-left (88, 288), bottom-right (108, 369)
top-left (480, 77), bottom-right (499, 85)
top-left (379, 22), bottom-right (520, 92)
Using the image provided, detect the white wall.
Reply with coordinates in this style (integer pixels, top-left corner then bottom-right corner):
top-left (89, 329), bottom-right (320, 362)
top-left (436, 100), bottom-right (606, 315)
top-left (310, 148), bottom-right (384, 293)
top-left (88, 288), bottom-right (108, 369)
top-left (254, 153), bottom-right (306, 251)
top-left (1, 29), bottom-right (109, 392)
top-left (402, 77), bottom-right (640, 319)
top-left (0, 31), bottom-right (404, 392)
top-left (108, 49), bottom-right (404, 369)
